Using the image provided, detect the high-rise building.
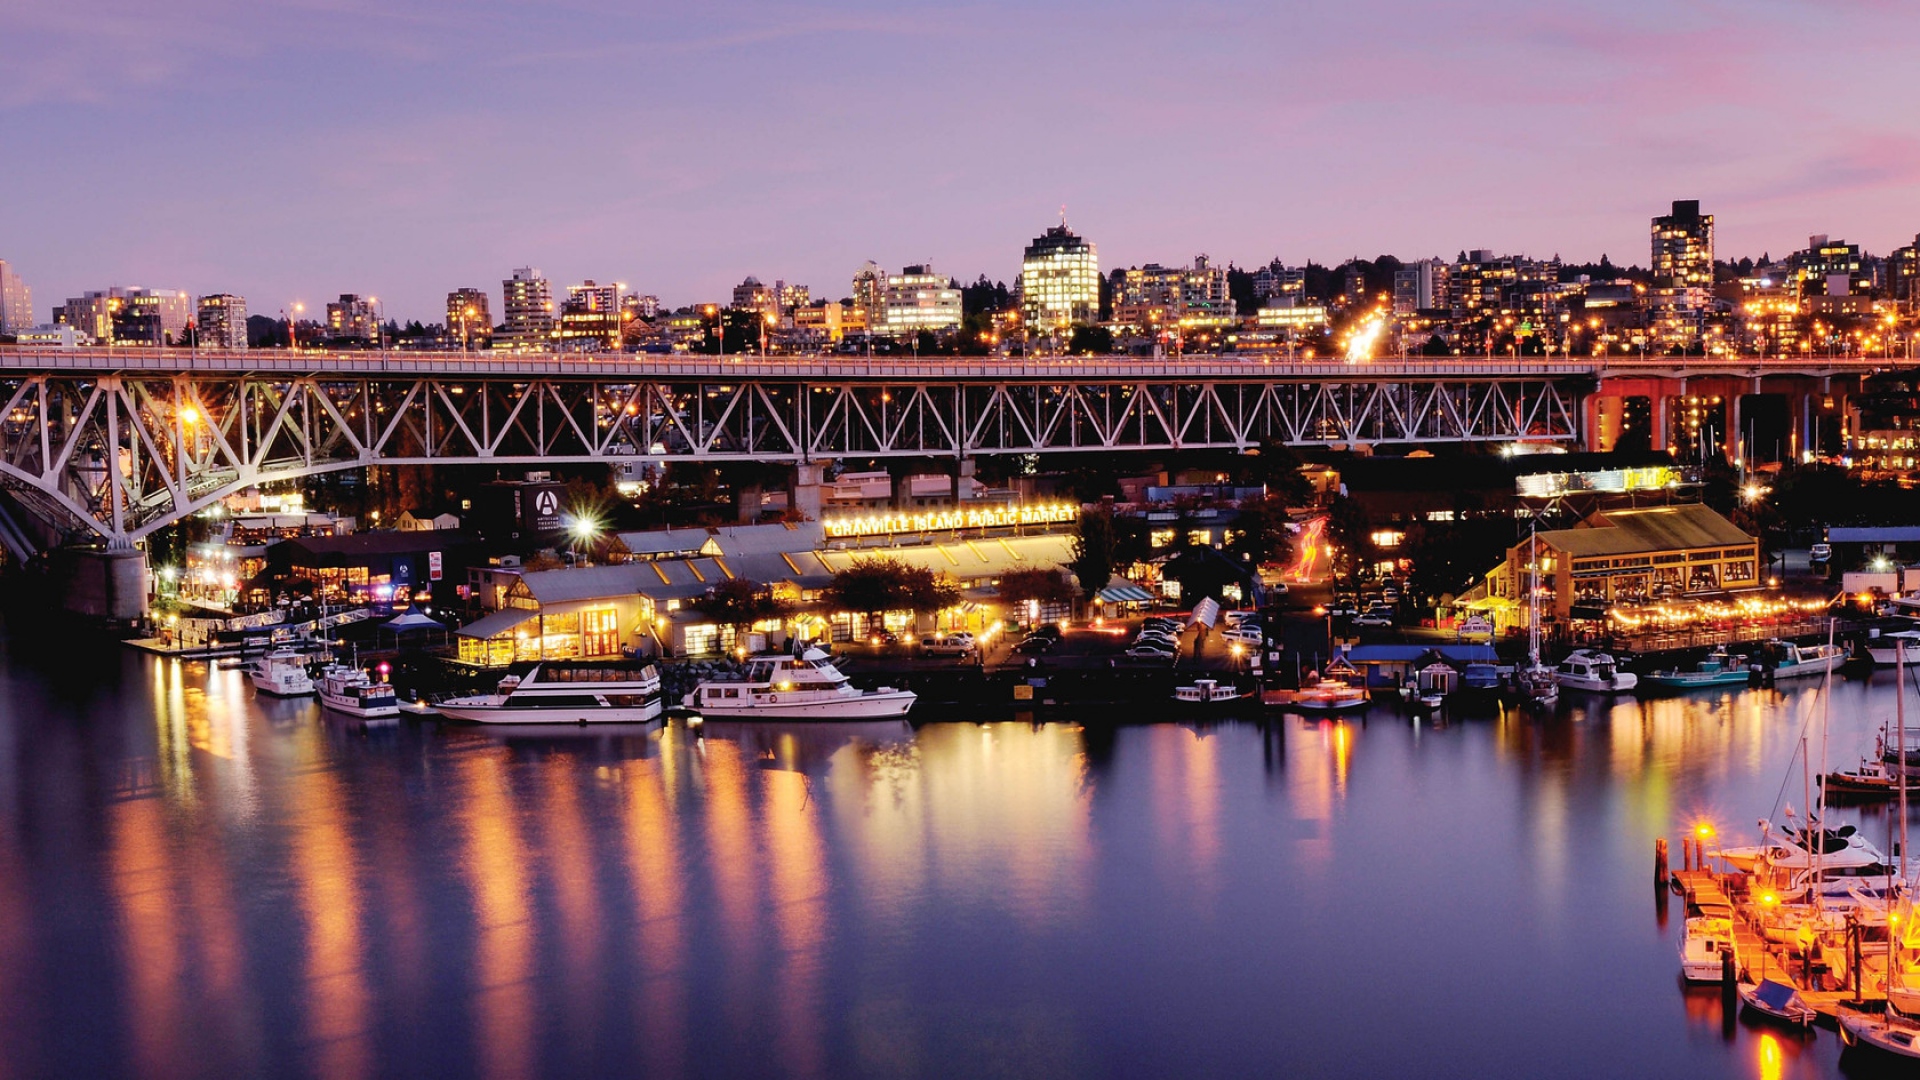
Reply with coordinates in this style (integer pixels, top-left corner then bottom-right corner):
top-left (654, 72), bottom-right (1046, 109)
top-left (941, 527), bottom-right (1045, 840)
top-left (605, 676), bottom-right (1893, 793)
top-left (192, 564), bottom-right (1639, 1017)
top-left (732, 276), bottom-right (777, 317)
top-left (1889, 235), bottom-right (1920, 309)
top-left (196, 294), bottom-right (249, 350)
top-left (1392, 259), bottom-right (1444, 315)
top-left (1113, 255), bottom-right (1234, 327)
top-left (1020, 222), bottom-right (1100, 333)
top-left (625, 294), bottom-right (661, 321)
top-left (0, 260), bottom-right (32, 334)
top-left (446, 288), bottom-right (492, 350)
top-left (879, 265), bottom-right (963, 335)
top-left (1789, 235), bottom-right (1867, 299)
top-left (851, 262), bottom-right (885, 331)
top-left (1649, 200), bottom-right (1714, 347)
top-left (500, 267), bottom-right (554, 350)
top-left (55, 287), bottom-right (193, 345)
top-left (558, 280), bottom-right (623, 350)
top-left (775, 281), bottom-right (809, 317)
top-left (1252, 260), bottom-right (1306, 307)
top-left (326, 294), bottom-right (378, 342)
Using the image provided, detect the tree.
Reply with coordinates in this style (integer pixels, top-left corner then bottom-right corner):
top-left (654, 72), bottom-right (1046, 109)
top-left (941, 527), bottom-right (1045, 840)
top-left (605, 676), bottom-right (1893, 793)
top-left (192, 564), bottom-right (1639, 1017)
top-left (1069, 505), bottom-right (1119, 598)
top-left (824, 558), bottom-right (959, 624)
top-left (1067, 325), bottom-right (1114, 355)
top-left (692, 578), bottom-right (790, 643)
top-left (997, 567), bottom-right (1077, 610)
top-left (1227, 494), bottom-right (1293, 568)
top-left (1324, 494), bottom-right (1375, 585)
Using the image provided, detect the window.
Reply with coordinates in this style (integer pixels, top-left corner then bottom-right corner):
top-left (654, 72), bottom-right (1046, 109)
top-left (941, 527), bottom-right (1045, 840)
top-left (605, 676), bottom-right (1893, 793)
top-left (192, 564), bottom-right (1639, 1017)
top-left (582, 607), bottom-right (619, 657)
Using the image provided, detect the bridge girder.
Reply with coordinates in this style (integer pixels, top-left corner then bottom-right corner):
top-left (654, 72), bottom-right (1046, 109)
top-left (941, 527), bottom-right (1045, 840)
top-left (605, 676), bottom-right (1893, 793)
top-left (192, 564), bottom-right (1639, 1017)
top-left (0, 371), bottom-right (1579, 545)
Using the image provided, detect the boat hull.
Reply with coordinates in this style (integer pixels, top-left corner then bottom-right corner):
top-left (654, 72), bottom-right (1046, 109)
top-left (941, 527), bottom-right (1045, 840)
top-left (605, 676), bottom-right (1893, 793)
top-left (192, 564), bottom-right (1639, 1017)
top-left (691, 691), bottom-right (917, 720)
top-left (437, 700), bottom-right (664, 725)
top-left (249, 674), bottom-right (314, 697)
top-left (1642, 673), bottom-right (1748, 691)
top-left (319, 694), bottom-right (399, 719)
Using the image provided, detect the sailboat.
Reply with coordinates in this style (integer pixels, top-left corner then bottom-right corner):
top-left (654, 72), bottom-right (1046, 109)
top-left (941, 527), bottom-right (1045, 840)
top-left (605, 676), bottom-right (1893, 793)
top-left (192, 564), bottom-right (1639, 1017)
top-left (1515, 519), bottom-right (1558, 709)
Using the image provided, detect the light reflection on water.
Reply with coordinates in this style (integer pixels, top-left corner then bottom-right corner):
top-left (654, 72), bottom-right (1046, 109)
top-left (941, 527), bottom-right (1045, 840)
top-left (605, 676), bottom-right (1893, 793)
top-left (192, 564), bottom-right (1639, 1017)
top-left (0, 651), bottom-right (1907, 1078)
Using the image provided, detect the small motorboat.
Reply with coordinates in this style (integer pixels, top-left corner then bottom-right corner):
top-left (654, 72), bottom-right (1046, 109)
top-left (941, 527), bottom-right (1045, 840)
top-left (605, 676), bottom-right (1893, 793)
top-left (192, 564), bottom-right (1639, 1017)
top-left (1862, 629), bottom-right (1920, 666)
top-left (1172, 678), bottom-right (1252, 705)
top-left (1643, 648), bottom-right (1749, 692)
top-left (1290, 679), bottom-right (1369, 713)
top-left (1515, 663), bottom-right (1559, 709)
top-left (1738, 979), bottom-right (1817, 1027)
top-left (1823, 757), bottom-right (1899, 800)
top-left (1555, 649), bottom-right (1638, 693)
top-left (1679, 912), bottom-right (1733, 983)
top-left (1839, 998), bottom-right (1920, 1058)
top-left (1754, 639), bottom-right (1845, 682)
top-left (247, 648), bottom-right (315, 697)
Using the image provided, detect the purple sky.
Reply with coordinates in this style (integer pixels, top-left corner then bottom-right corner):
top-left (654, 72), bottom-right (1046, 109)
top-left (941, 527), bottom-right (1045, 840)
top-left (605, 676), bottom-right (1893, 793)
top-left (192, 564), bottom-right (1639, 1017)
top-left (7, 0), bottom-right (1920, 324)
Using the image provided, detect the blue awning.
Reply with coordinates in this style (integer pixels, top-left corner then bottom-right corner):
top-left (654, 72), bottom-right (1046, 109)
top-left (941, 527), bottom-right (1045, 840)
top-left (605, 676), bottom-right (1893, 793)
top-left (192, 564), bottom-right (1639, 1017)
top-left (1097, 584), bottom-right (1155, 603)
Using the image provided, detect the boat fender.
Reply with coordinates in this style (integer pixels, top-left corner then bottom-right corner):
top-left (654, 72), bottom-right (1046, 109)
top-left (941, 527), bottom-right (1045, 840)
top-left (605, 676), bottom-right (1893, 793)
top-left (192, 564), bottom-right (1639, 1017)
top-left (769, 695), bottom-right (777, 704)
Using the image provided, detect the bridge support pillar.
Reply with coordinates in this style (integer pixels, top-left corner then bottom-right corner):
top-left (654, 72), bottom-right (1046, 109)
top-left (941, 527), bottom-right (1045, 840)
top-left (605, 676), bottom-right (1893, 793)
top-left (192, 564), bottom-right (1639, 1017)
top-left (791, 462), bottom-right (829, 522)
top-left (50, 547), bottom-right (148, 624)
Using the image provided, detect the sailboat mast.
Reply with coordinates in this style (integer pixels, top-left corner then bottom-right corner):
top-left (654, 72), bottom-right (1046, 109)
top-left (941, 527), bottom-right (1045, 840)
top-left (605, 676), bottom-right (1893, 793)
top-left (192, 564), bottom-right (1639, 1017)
top-left (1901, 637), bottom-right (1910, 884)
top-left (1804, 733), bottom-right (1816, 904)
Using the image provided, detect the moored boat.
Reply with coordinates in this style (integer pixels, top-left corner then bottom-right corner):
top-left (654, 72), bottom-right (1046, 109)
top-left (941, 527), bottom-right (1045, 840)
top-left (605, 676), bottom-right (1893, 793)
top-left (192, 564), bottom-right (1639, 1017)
top-left (1290, 679), bottom-right (1369, 713)
top-left (685, 647), bottom-right (915, 720)
top-left (1643, 648), bottom-right (1749, 692)
top-left (1755, 639), bottom-right (1845, 681)
top-left (1839, 999), bottom-right (1920, 1058)
top-left (247, 648), bottom-right (315, 697)
top-left (1738, 979), bottom-right (1817, 1027)
top-left (1172, 678), bottom-right (1252, 705)
top-left (318, 664), bottom-right (400, 719)
top-left (1863, 629), bottom-right (1920, 666)
top-left (435, 662), bottom-right (663, 724)
top-left (1555, 649), bottom-right (1638, 693)
top-left (1679, 912), bottom-right (1734, 983)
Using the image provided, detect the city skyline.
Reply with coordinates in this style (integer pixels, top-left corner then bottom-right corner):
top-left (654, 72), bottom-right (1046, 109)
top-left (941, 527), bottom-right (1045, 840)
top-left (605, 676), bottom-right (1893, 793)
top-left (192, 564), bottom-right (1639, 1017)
top-left (9, 1), bottom-right (1920, 322)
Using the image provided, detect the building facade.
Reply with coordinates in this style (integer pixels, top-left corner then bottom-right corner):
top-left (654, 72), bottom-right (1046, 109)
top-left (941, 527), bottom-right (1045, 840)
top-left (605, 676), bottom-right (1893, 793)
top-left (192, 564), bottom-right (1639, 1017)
top-left (1490, 503), bottom-right (1759, 622)
top-left (499, 267), bottom-right (554, 350)
top-left (1020, 223), bottom-right (1100, 334)
top-left (1790, 236), bottom-right (1867, 300)
top-left (0, 260), bottom-right (31, 334)
top-left (326, 294), bottom-right (377, 342)
top-left (446, 288), bottom-right (492, 349)
top-left (558, 281), bottom-right (624, 351)
top-left (732, 276), bottom-right (777, 317)
top-left (879, 265), bottom-right (963, 334)
top-left (1112, 255), bottom-right (1234, 327)
top-left (1392, 259), bottom-right (1445, 315)
top-left (196, 294), bottom-right (249, 350)
top-left (1649, 200), bottom-right (1714, 348)
top-left (56, 287), bottom-right (193, 345)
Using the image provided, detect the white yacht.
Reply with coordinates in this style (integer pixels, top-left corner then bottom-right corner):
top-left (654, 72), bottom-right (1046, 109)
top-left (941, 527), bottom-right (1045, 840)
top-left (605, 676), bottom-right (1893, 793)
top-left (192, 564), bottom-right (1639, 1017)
top-left (1714, 820), bottom-right (1894, 878)
top-left (435, 662), bottom-right (663, 724)
top-left (1554, 649), bottom-right (1637, 693)
top-left (1679, 910), bottom-right (1734, 983)
top-left (247, 648), bottom-right (315, 697)
top-left (1863, 630), bottom-right (1920, 666)
top-left (685, 647), bottom-right (915, 720)
top-left (318, 664), bottom-right (401, 719)
top-left (1172, 678), bottom-right (1250, 705)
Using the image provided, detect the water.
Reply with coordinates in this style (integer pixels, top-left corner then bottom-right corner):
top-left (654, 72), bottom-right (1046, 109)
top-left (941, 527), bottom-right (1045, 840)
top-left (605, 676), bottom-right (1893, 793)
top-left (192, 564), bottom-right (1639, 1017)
top-left (0, 646), bottom-right (1912, 1079)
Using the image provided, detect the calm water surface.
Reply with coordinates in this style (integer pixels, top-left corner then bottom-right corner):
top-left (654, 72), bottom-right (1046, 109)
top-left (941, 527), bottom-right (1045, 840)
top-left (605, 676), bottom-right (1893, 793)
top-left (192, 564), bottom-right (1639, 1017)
top-left (1, 642), bottom-right (1914, 1079)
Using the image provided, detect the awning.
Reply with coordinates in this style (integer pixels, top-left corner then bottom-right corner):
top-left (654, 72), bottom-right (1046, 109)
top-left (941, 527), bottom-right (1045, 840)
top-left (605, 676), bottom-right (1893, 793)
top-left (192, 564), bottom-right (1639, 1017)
top-left (456, 608), bottom-right (537, 639)
top-left (1098, 584), bottom-right (1155, 603)
top-left (1462, 595), bottom-right (1518, 610)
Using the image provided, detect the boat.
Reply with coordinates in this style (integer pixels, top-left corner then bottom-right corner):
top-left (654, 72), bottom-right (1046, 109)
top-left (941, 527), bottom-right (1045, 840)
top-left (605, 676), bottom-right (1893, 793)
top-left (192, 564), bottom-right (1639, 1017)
top-left (1290, 679), bottom-right (1370, 712)
top-left (1643, 648), bottom-right (1749, 692)
top-left (684, 647), bottom-right (916, 719)
top-left (435, 662), bottom-right (663, 724)
top-left (1460, 663), bottom-right (1502, 694)
top-left (1754, 639), bottom-right (1845, 681)
top-left (1516, 520), bottom-right (1559, 709)
top-left (1738, 979), bottom-right (1817, 1027)
top-left (1823, 753), bottom-right (1900, 800)
top-left (1172, 678), bottom-right (1252, 705)
top-left (1554, 649), bottom-right (1638, 693)
top-left (1679, 911), bottom-right (1734, 982)
top-left (317, 664), bottom-right (401, 719)
top-left (1862, 629), bottom-right (1920, 666)
top-left (1839, 999), bottom-right (1920, 1059)
top-left (1716, 819), bottom-right (1894, 877)
top-left (247, 648), bottom-right (315, 697)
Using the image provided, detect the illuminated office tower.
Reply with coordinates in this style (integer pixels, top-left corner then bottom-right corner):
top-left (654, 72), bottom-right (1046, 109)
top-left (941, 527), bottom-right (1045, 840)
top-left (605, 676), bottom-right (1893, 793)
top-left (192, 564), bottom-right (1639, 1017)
top-left (1020, 222), bottom-right (1100, 334)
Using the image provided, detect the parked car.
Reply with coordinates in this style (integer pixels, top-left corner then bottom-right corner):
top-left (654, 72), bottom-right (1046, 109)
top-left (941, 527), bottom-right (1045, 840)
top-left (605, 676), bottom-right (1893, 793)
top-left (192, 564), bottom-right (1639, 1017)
top-left (1126, 642), bottom-right (1178, 659)
top-left (1224, 610), bottom-right (1260, 625)
top-left (1032, 623), bottom-right (1064, 640)
top-left (922, 633), bottom-right (976, 656)
top-left (1353, 609), bottom-right (1395, 628)
top-left (1328, 598), bottom-right (1359, 618)
top-left (1136, 633), bottom-right (1178, 647)
top-left (1013, 636), bottom-right (1055, 655)
top-left (868, 629), bottom-right (900, 646)
top-left (1810, 543), bottom-right (1833, 564)
top-left (1223, 626), bottom-right (1264, 645)
top-left (1143, 617), bottom-right (1182, 631)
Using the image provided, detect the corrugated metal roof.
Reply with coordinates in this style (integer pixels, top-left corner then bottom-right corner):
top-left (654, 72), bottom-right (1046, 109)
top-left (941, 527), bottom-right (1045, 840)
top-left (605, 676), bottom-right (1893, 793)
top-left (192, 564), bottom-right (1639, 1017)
top-left (520, 564), bottom-right (654, 603)
top-left (1829, 527), bottom-right (1920, 543)
top-left (456, 607), bottom-right (537, 639)
top-left (1537, 504), bottom-right (1752, 557)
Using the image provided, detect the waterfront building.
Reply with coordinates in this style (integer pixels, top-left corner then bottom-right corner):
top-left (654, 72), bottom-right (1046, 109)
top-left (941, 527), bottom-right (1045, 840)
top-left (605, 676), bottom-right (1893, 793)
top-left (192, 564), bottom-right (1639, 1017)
top-left (13, 324), bottom-right (84, 347)
top-left (1020, 222), bottom-right (1100, 333)
top-left (558, 281), bottom-right (623, 350)
top-left (446, 288), bottom-right (492, 350)
top-left (1482, 503), bottom-right (1759, 623)
top-left (1649, 200), bottom-right (1714, 348)
top-left (326, 294), bottom-right (377, 342)
top-left (1255, 304), bottom-right (1330, 330)
top-left (1112, 255), bottom-right (1234, 328)
top-left (879, 265), bottom-right (963, 335)
top-left (266, 531), bottom-right (480, 604)
top-left (0, 260), bottom-right (32, 334)
top-left (196, 294), bottom-right (249, 350)
top-left (499, 267), bottom-right (555, 351)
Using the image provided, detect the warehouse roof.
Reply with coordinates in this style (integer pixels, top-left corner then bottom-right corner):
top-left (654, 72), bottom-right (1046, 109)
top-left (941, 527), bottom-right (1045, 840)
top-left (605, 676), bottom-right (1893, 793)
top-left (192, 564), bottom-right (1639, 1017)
top-left (1537, 504), bottom-right (1752, 558)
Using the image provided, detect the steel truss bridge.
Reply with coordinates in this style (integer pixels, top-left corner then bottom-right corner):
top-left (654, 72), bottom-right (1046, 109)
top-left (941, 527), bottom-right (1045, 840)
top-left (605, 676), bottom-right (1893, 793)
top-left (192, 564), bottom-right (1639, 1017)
top-left (3, 347), bottom-right (1875, 551)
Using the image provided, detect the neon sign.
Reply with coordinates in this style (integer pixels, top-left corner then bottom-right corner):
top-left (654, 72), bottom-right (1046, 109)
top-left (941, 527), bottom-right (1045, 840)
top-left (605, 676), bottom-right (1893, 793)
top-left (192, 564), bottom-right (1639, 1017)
top-left (823, 502), bottom-right (1078, 539)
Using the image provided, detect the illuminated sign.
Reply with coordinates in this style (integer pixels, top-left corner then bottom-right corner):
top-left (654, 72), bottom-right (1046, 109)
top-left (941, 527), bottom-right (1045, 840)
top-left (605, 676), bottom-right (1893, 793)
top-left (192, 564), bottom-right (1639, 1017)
top-left (1515, 466), bottom-right (1690, 499)
top-left (823, 502), bottom-right (1077, 539)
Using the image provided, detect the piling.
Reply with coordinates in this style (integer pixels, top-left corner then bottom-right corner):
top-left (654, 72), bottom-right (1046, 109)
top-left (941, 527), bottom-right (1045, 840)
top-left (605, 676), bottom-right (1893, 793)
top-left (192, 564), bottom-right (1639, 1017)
top-left (1681, 837), bottom-right (1694, 873)
top-left (1721, 947), bottom-right (1737, 995)
top-left (1655, 838), bottom-right (1669, 888)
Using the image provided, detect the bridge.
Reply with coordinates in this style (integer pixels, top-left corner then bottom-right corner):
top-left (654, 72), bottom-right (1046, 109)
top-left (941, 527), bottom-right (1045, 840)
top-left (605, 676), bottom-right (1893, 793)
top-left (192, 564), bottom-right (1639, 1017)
top-left (0, 347), bottom-right (1895, 552)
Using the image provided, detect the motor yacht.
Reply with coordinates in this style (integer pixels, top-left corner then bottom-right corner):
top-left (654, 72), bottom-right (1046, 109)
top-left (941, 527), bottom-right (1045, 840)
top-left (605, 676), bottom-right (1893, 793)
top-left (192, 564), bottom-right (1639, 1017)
top-left (247, 648), bottom-right (315, 697)
top-left (318, 664), bottom-right (400, 719)
top-left (684, 647), bottom-right (915, 719)
top-left (1679, 910), bottom-right (1734, 983)
top-left (436, 662), bottom-right (662, 724)
top-left (1755, 639), bottom-right (1845, 681)
top-left (1554, 649), bottom-right (1637, 693)
top-left (1643, 648), bottom-right (1749, 692)
top-left (1172, 678), bottom-right (1251, 705)
top-left (1289, 679), bottom-right (1369, 713)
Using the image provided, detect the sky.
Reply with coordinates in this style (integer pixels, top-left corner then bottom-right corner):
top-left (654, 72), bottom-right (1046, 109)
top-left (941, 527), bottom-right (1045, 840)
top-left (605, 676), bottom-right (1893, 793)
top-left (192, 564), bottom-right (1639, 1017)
top-left (5, 0), bottom-right (1920, 324)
